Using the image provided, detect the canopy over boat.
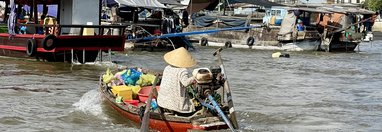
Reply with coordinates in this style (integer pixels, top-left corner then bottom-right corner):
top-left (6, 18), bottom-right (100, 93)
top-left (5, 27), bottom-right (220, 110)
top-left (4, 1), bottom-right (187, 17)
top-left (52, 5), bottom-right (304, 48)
top-left (183, 0), bottom-right (219, 14)
top-left (318, 6), bottom-right (375, 15)
top-left (232, 0), bottom-right (283, 7)
top-left (182, 0), bottom-right (282, 14)
top-left (104, 0), bottom-right (167, 9)
top-left (158, 0), bottom-right (182, 5)
top-left (288, 7), bottom-right (333, 14)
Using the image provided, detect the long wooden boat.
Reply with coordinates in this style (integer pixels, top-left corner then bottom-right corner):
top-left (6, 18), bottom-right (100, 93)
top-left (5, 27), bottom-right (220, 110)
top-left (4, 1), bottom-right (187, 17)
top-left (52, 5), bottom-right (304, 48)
top-left (0, 0), bottom-right (126, 63)
top-left (261, 6), bottom-right (376, 52)
top-left (99, 67), bottom-right (238, 131)
top-left (317, 6), bottom-right (376, 52)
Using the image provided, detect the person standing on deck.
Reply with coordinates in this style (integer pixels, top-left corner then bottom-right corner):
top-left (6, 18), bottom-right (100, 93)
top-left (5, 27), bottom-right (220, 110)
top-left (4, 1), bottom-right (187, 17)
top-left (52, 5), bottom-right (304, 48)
top-left (370, 12), bottom-right (379, 31)
top-left (157, 47), bottom-right (196, 114)
top-left (296, 19), bottom-right (304, 31)
top-left (182, 10), bottom-right (189, 27)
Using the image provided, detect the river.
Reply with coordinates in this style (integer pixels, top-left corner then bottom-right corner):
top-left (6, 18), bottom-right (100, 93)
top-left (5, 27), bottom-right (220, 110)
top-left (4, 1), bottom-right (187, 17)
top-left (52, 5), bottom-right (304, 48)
top-left (1, 41), bottom-right (382, 131)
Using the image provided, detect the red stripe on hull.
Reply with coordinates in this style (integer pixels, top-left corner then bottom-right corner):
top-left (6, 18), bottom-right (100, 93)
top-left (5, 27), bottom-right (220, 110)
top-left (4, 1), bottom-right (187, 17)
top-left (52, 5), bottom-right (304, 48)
top-left (105, 98), bottom-right (217, 132)
top-left (0, 45), bottom-right (56, 52)
top-left (0, 33), bottom-right (46, 39)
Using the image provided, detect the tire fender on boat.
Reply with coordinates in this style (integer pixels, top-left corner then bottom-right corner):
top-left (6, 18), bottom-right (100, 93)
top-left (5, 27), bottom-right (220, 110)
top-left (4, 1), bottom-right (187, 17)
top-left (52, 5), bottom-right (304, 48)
top-left (42, 34), bottom-right (56, 51)
top-left (201, 37), bottom-right (208, 46)
top-left (247, 36), bottom-right (255, 46)
top-left (225, 41), bottom-right (232, 48)
top-left (26, 39), bottom-right (37, 57)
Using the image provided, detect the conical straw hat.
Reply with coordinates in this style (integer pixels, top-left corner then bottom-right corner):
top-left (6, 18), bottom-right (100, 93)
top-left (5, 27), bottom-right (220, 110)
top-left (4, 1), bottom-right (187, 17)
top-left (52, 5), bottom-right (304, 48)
top-left (164, 47), bottom-right (196, 68)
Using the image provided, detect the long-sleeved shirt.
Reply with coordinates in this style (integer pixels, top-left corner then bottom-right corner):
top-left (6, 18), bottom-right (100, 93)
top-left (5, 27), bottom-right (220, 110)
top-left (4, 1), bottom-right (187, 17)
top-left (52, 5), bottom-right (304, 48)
top-left (157, 65), bottom-right (195, 113)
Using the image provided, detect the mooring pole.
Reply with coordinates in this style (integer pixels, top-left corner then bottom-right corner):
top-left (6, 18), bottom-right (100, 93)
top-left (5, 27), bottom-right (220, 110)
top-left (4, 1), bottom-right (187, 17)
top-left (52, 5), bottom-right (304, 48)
top-left (83, 49), bottom-right (85, 64)
top-left (63, 51), bottom-right (66, 62)
top-left (108, 49), bottom-right (111, 62)
top-left (71, 49), bottom-right (74, 64)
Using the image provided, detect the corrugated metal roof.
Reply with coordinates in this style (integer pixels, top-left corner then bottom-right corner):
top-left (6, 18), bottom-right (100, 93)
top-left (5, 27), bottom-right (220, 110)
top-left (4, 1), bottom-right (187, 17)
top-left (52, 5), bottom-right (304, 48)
top-left (158, 0), bottom-right (182, 5)
top-left (233, 0), bottom-right (283, 8)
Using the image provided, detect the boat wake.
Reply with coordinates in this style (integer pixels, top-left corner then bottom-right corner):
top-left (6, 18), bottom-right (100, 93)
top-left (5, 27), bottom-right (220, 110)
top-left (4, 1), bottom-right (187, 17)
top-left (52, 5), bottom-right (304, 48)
top-left (73, 89), bottom-right (108, 120)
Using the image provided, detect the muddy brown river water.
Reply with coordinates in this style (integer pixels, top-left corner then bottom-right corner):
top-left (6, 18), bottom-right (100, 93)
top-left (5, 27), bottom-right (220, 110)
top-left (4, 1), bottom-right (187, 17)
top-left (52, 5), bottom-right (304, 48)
top-left (1, 41), bottom-right (382, 131)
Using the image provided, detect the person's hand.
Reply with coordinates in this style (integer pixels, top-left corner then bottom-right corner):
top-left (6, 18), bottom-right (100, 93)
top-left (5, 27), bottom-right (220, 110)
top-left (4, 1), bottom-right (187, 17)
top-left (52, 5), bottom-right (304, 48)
top-left (192, 79), bottom-right (197, 84)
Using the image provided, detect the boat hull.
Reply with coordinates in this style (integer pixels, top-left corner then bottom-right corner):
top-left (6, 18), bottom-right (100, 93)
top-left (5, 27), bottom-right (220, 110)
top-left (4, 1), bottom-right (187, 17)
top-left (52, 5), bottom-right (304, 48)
top-left (99, 84), bottom-right (229, 132)
top-left (104, 96), bottom-right (228, 132)
top-left (329, 41), bottom-right (358, 52)
top-left (0, 33), bottom-right (125, 62)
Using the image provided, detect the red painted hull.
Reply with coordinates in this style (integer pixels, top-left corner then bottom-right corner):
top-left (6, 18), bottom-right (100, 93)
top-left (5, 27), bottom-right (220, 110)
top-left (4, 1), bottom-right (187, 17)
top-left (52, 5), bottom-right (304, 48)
top-left (0, 33), bottom-right (125, 62)
top-left (100, 89), bottom-right (229, 132)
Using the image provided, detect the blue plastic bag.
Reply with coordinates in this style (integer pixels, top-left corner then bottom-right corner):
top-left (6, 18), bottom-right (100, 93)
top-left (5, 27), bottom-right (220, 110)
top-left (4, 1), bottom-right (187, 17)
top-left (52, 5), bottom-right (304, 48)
top-left (120, 68), bottom-right (142, 86)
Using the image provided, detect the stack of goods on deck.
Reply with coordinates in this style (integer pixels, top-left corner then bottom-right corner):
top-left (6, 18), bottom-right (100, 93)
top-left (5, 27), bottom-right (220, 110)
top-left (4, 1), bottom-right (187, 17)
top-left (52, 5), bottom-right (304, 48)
top-left (102, 68), bottom-right (156, 105)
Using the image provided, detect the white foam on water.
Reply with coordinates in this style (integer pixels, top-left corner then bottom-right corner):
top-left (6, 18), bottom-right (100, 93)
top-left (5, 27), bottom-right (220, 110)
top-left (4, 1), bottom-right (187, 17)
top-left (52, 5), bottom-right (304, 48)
top-left (73, 89), bottom-right (107, 120)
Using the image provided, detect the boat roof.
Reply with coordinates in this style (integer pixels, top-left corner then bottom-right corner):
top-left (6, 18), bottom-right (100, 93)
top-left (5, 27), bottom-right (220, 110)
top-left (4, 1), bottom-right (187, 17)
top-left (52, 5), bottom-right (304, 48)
top-left (157, 0), bottom-right (182, 5)
top-left (344, 7), bottom-right (375, 15)
top-left (233, 0), bottom-right (283, 8)
top-left (288, 7), bottom-right (333, 14)
top-left (108, 0), bottom-right (167, 9)
top-left (318, 6), bottom-right (375, 15)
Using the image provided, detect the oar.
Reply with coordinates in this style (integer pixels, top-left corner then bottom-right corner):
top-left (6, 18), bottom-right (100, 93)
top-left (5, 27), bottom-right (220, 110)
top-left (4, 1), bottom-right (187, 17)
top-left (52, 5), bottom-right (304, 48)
top-left (140, 74), bottom-right (160, 132)
top-left (213, 48), bottom-right (239, 129)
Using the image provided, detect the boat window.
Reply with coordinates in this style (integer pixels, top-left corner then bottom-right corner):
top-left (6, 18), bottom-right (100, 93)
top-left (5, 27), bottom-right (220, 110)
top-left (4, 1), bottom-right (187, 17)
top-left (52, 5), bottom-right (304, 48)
top-left (271, 10), bottom-right (276, 16)
top-left (276, 10), bottom-right (281, 16)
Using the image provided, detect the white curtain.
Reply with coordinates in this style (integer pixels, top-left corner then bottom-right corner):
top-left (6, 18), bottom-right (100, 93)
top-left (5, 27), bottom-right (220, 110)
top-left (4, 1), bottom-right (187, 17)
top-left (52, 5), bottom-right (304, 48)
top-left (8, 0), bottom-right (16, 36)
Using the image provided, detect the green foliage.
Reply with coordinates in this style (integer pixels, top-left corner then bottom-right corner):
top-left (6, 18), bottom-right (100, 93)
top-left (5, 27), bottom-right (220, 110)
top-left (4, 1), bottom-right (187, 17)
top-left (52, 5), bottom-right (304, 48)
top-left (0, 25), bottom-right (7, 33)
top-left (366, 0), bottom-right (382, 11)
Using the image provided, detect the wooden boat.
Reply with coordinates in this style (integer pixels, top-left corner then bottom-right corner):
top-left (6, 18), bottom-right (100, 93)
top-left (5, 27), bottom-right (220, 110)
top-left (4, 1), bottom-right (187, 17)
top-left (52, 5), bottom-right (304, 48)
top-left (260, 6), bottom-right (377, 52)
top-left (99, 63), bottom-right (238, 131)
top-left (317, 6), bottom-right (376, 52)
top-left (255, 7), bottom-right (333, 51)
top-left (0, 0), bottom-right (126, 63)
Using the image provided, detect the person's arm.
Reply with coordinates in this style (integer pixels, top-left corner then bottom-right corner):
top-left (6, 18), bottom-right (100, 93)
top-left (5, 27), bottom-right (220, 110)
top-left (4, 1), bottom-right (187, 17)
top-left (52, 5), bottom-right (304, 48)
top-left (179, 69), bottom-right (194, 86)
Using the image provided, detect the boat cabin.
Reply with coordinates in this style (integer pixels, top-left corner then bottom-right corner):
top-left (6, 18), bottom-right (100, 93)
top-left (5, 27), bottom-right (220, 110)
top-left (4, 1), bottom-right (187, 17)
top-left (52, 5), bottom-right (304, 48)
top-left (0, 0), bottom-right (126, 63)
top-left (317, 6), bottom-right (376, 51)
top-left (104, 0), bottom-right (190, 50)
top-left (277, 7), bottom-right (330, 42)
top-left (263, 6), bottom-right (290, 26)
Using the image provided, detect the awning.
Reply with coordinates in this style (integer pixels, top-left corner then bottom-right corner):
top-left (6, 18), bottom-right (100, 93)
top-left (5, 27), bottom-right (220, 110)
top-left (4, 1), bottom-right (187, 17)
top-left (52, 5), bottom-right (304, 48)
top-left (113, 0), bottom-right (167, 9)
top-left (232, 0), bottom-right (283, 8)
top-left (158, 0), bottom-right (182, 5)
top-left (185, 0), bottom-right (219, 14)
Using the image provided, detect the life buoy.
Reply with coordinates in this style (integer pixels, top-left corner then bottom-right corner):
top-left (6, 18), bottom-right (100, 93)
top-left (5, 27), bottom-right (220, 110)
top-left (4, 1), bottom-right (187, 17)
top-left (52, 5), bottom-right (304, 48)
top-left (201, 37), bottom-right (208, 46)
top-left (42, 34), bottom-right (56, 51)
top-left (26, 39), bottom-right (37, 57)
top-left (225, 41), bottom-right (232, 48)
top-left (247, 37), bottom-right (255, 46)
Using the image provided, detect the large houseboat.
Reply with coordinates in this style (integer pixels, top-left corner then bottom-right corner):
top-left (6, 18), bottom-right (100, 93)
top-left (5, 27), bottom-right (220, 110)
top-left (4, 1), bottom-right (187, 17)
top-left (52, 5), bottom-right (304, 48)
top-left (260, 5), bottom-right (376, 52)
top-left (186, 4), bottom-right (376, 52)
top-left (0, 0), bottom-right (126, 63)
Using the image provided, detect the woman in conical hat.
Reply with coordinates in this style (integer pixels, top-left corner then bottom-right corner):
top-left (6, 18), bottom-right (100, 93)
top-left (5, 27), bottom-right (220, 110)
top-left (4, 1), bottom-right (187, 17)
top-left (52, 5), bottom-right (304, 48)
top-left (157, 47), bottom-right (197, 113)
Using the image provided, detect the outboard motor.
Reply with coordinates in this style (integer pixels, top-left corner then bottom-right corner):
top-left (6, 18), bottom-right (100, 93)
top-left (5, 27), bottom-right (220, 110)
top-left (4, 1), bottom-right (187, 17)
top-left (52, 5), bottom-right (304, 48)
top-left (191, 66), bottom-right (224, 100)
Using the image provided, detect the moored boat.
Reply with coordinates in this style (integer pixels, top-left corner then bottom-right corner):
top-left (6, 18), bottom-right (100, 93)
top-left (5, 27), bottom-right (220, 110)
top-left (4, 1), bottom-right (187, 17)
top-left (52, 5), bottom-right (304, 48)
top-left (317, 6), bottom-right (376, 52)
top-left (0, 0), bottom-right (126, 63)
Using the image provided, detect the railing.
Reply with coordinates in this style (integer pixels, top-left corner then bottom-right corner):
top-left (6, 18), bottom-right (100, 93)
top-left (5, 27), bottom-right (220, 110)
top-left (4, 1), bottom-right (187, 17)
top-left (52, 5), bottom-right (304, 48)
top-left (16, 23), bottom-right (126, 36)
